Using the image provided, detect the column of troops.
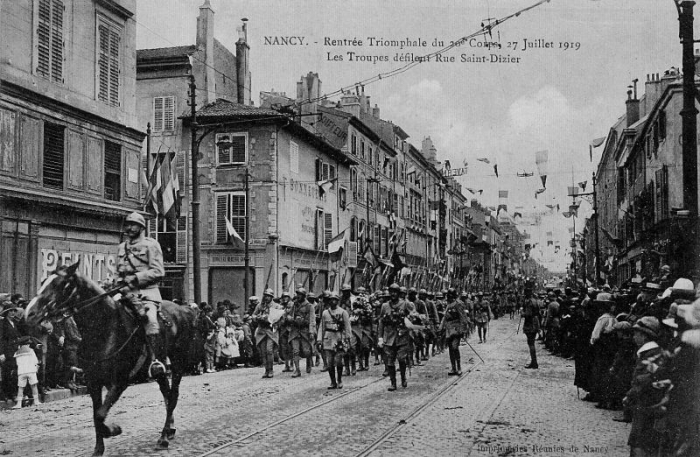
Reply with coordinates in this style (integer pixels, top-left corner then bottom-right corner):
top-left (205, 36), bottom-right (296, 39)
top-left (247, 284), bottom-right (512, 391)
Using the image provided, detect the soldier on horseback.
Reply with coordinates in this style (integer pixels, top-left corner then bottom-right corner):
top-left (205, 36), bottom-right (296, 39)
top-left (116, 211), bottom-right (166, 377)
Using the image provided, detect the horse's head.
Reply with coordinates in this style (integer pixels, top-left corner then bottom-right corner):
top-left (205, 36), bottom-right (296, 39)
top-left (25, 262), bottom-right (83, 326)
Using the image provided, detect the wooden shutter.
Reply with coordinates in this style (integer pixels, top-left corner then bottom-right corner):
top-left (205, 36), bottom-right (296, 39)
top-left (86, 137), bottom-right (103, 194)
top-left (108, 26), bottom-right (120, 106)
top-left (19, 115), bottom-right (41, 181)
top-left (36, 0), bottom-right (63, 82)
top-left (321, 162), bottom-right (329, 181)
top-left (0, 108), bottom-right (16, 174)
top-left (315, 210), bottom-right (323, 249)
top-left (164, 97), bottom-right (175, 131)
top-left (153, 97), bottom-right (164, 131)
top-left (66, 130), bottom-right (84, 189)
top-left (124, 147), bottom-right (140, 200)
top-left (347, 241), bottom-right (358, 268)
top-left (42, 123), bottom-right (65, 190)
top-left (97, 17), bottom-right (120, 107)
top-left (147, 217), bottom-right (157, 238)
top-left (176, 150), bottom-right (185, 192)
top-left (374, 225), bottom-right (380, 254)
top-left (176, 216), bottom-right (187, 263)
top-left (216, 194), bottom-right (228, 243)
top-left (315, 158), bottom-right (321, 181)
top-left (324, 212), bottom-right (333, 249)
top-left (329, 164), bottom-right (336, 180)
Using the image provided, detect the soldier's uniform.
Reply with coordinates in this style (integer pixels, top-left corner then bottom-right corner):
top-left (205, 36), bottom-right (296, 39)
top-left (278, 292), bottom-right (294, 373)
top-left (252, 290), bottom-right (282, 378)
top-left (407, 288), bottom-right (426, 365)
top-left (522, 287), bottom-right (540, 369)
top-left (349, 287), bottom-right (373, 372)
top-left (378, 283), bottom-right (412, 391)
top-left (340, 285), bottom-right (357, 376)
top-left (116, 212), bottom-right (165, 376)
top-left (422, 290), bottom-right (440, 357)
top-left (286, 288), bottom-right (315, 377)
top-left (439, 289), bottom-right (470, 375)
top-left (317, 293), bottom-right (351, 389)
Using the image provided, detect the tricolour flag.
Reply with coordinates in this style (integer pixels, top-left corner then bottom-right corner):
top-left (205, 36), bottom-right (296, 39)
top-left (225, 216), bottom-right (244, 244)
top-left (317, 177), bottom-right (336, 197)
top-left (328, 229), bottom-right (347, 254)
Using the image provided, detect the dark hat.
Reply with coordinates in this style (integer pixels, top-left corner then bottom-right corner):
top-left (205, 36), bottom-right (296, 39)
top-left (633, 316), bottom-right (660, 339)
top-left (16, 335), bottom-right (32, 346)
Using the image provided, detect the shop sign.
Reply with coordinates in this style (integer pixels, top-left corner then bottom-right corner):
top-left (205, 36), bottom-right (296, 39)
top-left (40, 248), bottom-right (117, 283)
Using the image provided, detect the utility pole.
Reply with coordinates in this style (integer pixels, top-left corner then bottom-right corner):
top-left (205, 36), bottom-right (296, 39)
top-left (189, 75), bottom-right (202, 304)
top-left (244, 169), bottom-right (250, 304)
top-left (678, 1), bottom-right (699, 278)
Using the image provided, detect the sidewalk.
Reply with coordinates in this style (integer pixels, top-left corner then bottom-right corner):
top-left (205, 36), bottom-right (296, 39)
top-left (0, 385), bottom-right (88, 410)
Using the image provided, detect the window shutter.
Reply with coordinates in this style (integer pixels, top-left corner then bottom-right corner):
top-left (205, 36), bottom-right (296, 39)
top-left (216, 194), bottom-right (228, 243)
top-left (19, 115), bottom-right (41, 181)
top-left (374, 225), bottom-right (380, 254)
top-left (97, 17), bottom-right (121, 107)
top-left (67, 130), bottom-right (84, 189)
top-left (176, 150), bottom-right (185, 192)
top-left (347, 241), bottom-right (358, 268)
top-left (324, 212), bottom-right (333, 249)
top-left (176, 216), bottom-right (187, 263)
top-left (42, 123), bottom-right (65, 190)
top-left (108, 27), bottom-right (120, 106)
top-left (124, 147), bottom-right (140, 200)
top-left (37, 0), bottom-right (51, 78)
top-left (322, 162), bottom-right (329, 181)
top-left (50, 0), bottom-right (63, 83)
top-left (315, 210), bottom-right (323, 249)
top-left (0, 108), bottom-right (16, 174)
top-left (315, 158), bottom-right (321, 181)
top-left (153, 97), bottom-right (164, 131)
top-left (86, 137), bottom-right (103, 193)
top-left (164, 96), bottom-right (175, 131)
top-left (329, 164), bottom-right (336, 180)
top-left (147, 218), bottom-right (157, 238)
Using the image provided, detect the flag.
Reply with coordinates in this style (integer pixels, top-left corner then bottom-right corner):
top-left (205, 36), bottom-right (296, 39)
top-left (328, 229), bottom-right (347, 254)
top-left (160, 152), bottom-right (176, 219)
top-left (362, 245), bottom-right (378, 267)
top-left (568, 186), bottom-right (578, 196)
top-left (317, 177), bottom-right (336, 196)
top-left (494, 164), bottom-right (499, 178)
top-left (590, 136), bottom-right (606, 162)
top-left (477, 158), bottom-right (490, 164)
top-left (225, 216), bottom-right (244, 244)
top-left (578, 181), bottom-right (587, 191)
top-left (144, 154), bottom-right (162, 214)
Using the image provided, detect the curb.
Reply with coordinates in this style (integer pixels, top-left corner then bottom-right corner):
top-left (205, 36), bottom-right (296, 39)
top-left (0, 386), bottom-right (88, 410)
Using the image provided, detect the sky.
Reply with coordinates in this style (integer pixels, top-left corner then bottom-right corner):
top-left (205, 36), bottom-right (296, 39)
top-left (135, 0), bottom-right (687, 271)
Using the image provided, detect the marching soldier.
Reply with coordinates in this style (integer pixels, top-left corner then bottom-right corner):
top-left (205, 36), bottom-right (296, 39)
top-left (340, 285), bottom-right (357, 376)
top-left (407, 287), bottom-right (426, 366)
top-left (522, 285), bottom-right (540, 369)
top-left (423, 290), bottom-right (440, 358)
top-left (285, 287), bottom-right (315, 377)
top-left (317, 293), bottom-right (351, 389)
top-left (317, 290), bottom-right (332, 372)
top-left (377, 283), bottom-right (412, 391)
top-left (278, 291), bottom-right (294, 373)
top-left (350, 287), bottom-right (373, 372)
top-left (434, 291), bottom-right (447, 354)
top-left (439, 288), bottom-right (470, 376)
top-left (116, 211), bottom-right (166, 377)
top-left (252, 289), bottom-right (282, 378)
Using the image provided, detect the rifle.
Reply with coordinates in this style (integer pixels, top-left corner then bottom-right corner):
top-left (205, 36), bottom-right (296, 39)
top-left (264, 263), bottom-right (274, 290)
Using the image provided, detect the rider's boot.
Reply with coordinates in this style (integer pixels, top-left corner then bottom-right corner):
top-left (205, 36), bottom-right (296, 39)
top-left (146, 334), bottom-right (166, 378)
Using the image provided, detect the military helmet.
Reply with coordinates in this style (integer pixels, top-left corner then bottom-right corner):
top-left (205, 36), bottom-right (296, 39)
top-left (408, 287), bottom-right (417, 293)
top-left (341, 284), bottom-right (352, 292)
top-left (329, 292), bottom-right (340, 300)
top-left (307, 292), bottom-right (316, 299)
top-left (436, 292), bottom-right (444, 298)
top-left (125, 212), bottom-right (146, 228)
top-left (263, 288), bottom-right (274, 297)
top-left (249, 295), bottom-right (260, 303)
top-left (388, 283), bottom-right (401, 291)
top-left (323, 289), bottom-right (332, 298)
top-left (419, 288), bottom-right (427, 295)
top-left (399, 286), bottom-right (408, 293)
top-left (281, 290), bottom-right (291, 298)
top-left (357, 287), bottom-right (367, 294)
top-left (295, 287), bottom-right (307, 296)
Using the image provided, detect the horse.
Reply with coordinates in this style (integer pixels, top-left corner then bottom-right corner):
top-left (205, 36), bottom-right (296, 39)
top-left (24, 262), bottom-right (197, 456)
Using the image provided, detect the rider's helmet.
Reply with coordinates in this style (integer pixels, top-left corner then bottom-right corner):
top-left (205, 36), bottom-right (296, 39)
top-left (125, 212), bottom-right (147, 228)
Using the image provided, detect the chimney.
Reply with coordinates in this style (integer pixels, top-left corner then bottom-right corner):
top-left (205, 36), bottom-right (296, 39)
top-left (296, 72), bottom-right (321, 131)
top-left (421, 136), bottom-right (438, 164)
top-left (372, 103), bottom-right (380, 119)
top-left (236, 19), bottom-right (251, 104)
top-left (339, 93), bottom-right (361, 117)
top-left (196, 0), bottom-right (216, 103)
top-left (625, 80), bottom-right (640, 127)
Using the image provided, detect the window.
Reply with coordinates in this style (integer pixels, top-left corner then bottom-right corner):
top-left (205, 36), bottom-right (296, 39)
top-left (351, 134), bottom-right (357, 155)
top-left (374, 225), bottom-right (380, 254)
top-left (339, 187), bottom-right (347, 210)
top-left (315, 159), bottom-right (336, 183)
top-left (216, 192), bottom-right (246, 243)
top-left (104, 140), bottom-right (121, 201)
top-left (350, 168), bottom-right (357, 197)
top-left (315, 210), bottom-right (333, 249)
top-left (153, 96), bottom-right (175, 132)
top-left (216, 133), bottom-right (247, 165)
top-left (42, 122), bottom-right (65, 190)
top-left (36, 0), bottom-right (64, 83)
top-left (361, 140), bottom-right (365, 160)
top-left (350, 217), bottom-right (357, 242)
top-left (97, 15), bottom-right (122, 107)
top-left (368, 145), bottom-right (373, 165)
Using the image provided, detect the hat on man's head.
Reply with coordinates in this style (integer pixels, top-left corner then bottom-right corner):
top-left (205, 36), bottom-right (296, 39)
top-left (677, 299), bottom-right (700, 328)
top-left (662, 303), bottom-right (680, 329)
top-left (670, 278), bottom-right (696, 300)
top-left (633, 316), bottom-right (660, 339)
top-left (16, 335), bottom-right (32, 346)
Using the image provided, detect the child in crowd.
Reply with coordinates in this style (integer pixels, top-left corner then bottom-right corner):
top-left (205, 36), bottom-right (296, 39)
top-left (12, 336), bottom-right (42, 409)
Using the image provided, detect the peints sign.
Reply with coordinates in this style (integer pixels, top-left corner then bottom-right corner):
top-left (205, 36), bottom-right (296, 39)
top-left (39, 244), bottom-right (118, 283)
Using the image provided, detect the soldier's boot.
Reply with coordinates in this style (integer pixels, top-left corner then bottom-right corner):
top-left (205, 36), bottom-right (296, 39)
top-left (146, 334), bottom-right (167, 378)
top-left (265, 360), bottom-right (275, 378)
top-left (456, 356), bottom-right (462, 376)
top-left (350, 356), bottom-right (357, 376)
top-left (525, 346), bottom-right (538, 369)
top-left (306, 357), bottom-right (313, 374)
top-left (327, 367), bottom-right (337, 389)
top-left (336, 365), bottom-right (344, 389)
top-left (399, 361), bottom-right (408, 388)
top-left (291, 357), bottom-right (302, 378)
top-left (343, 355), bottom-right (350, 377)
top-left (387, 366), bottom-right (397, 391)
top-left (448, 348), bottom-right (458, 376)
top-left (282, 360), bottom-right (293, 372)
top-left (382, 365), bottom-right (389, 377)
top-left (415, 349), bottom-right (423, 366)
top-left (315, 353), bottom-right (321, 367)
top-left (357, 355), bottom-right (365, 372)
top-left (364, 353), bottom-right (371, 370)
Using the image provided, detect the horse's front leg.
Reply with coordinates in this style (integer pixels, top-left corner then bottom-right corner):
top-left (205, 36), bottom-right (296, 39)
top-left (94, 382), bottom-right (128, 439)
top-left (88, 383), bottom-right (106, 457)
top-left (155, 375), bottom-right (172, 448)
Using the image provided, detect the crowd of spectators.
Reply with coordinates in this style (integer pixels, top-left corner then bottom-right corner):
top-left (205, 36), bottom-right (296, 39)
top-left (535, 268), bottom-right (700, 457)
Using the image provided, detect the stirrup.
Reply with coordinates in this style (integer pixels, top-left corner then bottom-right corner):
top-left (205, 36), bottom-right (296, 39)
top-left (149, 360), bottom-right (167, 378)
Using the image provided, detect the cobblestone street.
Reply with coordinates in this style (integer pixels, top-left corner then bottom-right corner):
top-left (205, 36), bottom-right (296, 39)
top-left (0, 318), bottom-right (628, 457)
